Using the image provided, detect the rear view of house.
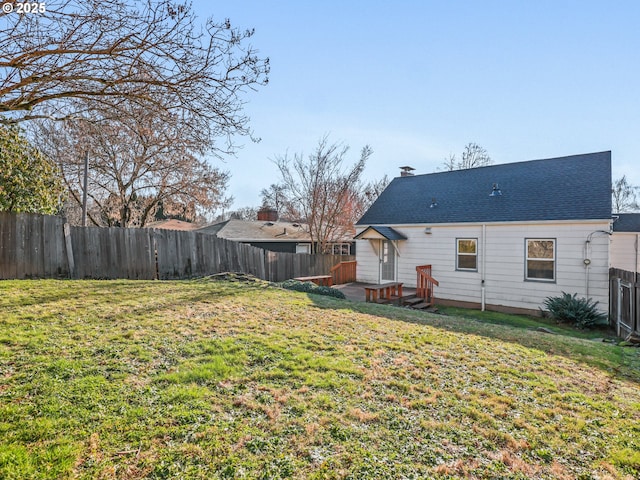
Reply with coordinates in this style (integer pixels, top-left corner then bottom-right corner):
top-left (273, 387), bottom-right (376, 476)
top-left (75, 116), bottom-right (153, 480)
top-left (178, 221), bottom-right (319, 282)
top-left (355, 152), bottom-right (612, 315)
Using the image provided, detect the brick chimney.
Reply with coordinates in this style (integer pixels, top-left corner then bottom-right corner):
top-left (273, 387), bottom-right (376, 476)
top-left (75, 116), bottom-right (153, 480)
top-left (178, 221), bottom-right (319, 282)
top-left (257, 207), bottom-right (278, 221)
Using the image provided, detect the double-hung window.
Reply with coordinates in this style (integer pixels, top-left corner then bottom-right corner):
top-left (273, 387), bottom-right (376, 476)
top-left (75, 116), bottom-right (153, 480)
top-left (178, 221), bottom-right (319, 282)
top-left (456, 238), bottom-right (478, 271)
top-left (526, 239), bottom-right (555, 281)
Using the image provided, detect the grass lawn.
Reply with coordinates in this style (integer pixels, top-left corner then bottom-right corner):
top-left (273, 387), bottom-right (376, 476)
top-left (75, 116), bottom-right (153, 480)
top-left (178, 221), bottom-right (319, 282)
top-left (0, 279), bottom-right (639, 479)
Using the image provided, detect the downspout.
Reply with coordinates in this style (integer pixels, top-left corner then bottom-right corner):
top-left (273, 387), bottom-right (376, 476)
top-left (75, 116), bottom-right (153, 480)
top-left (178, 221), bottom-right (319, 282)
top-left (395, 240), bottom-right (399, 283)
top-left (481, 224), bottom-right (486, 311)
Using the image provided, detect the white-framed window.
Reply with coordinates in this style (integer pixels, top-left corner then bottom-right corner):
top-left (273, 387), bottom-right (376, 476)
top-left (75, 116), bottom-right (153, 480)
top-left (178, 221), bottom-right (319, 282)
top-left (526, 238), bottom-right (555, 281)
top-left (295, 243), bottom-right (311, 254)
top-left (331, 243), bottom-right (351, 255)
top-left (456, 238), bottom-right (478, 271)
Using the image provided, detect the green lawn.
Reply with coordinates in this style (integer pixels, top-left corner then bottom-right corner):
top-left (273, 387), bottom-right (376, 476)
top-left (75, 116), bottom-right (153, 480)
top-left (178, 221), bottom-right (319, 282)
top-left (0, 279), bottom-right (639, 479)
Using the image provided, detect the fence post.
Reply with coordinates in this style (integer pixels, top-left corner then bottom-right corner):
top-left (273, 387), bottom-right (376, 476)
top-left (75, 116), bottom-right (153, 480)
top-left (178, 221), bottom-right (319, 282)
top-left (63, 223), bottom-right (75, 278)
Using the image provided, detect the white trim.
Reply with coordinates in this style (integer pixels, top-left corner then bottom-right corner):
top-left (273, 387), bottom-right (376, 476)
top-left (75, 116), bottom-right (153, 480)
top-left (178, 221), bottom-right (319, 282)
top-left (525, 238), bottom-right (556, 282)
top-left (355, 230), bottom-right (387, 240)
top-left (379, 239), bottom-right (397, 282)
top-left (356, 219), bottom-right (612, 230)
top-left (456, 238), bottom-right (478, 271)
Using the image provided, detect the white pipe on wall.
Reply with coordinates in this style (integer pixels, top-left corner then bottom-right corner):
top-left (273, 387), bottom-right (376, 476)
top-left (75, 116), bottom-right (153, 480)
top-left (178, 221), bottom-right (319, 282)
top-left (481, 224), bottom-right (486, 311)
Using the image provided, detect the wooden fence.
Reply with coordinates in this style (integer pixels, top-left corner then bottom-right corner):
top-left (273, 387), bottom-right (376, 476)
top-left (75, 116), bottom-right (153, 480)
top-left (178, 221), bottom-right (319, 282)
top-left (609, 267), bottom-right (639, 337)
top-left (0, 212), bottom-right (354, 283)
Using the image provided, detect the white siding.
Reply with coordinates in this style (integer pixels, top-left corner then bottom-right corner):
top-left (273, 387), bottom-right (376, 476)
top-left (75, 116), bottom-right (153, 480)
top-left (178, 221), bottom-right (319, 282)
top-left (356, 221), bottom-right (611, 312)
top-left (610, 233), bottom-right (639, 272)
top-left (354, 238), bottom-right (381, 283)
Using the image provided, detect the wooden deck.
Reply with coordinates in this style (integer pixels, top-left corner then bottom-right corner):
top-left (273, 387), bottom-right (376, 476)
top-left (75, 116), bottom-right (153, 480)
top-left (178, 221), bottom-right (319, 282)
top-left (331, 282), bottom-right (435, 310)
top-left (294, 275), bottom-right (333, 287)
top-left (333, 282), bottom-right (417, 303)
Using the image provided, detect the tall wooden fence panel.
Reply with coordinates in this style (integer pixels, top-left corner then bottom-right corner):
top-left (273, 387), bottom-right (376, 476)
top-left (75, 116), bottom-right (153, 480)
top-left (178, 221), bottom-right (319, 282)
top-left (609, 267), bottom-right (639, 337)
top-left (0, 213), bottom-right (352, 283)
top-left (239, 241), bottom-right (268, 280)
top-left (154, 230), bottom-right (268, 280)
top-left (0, 213), bottom-right (69, 279)
top-left (264, 251), bottom-right (348, 282)
top-left (71, 226), bottom-right (156, 279)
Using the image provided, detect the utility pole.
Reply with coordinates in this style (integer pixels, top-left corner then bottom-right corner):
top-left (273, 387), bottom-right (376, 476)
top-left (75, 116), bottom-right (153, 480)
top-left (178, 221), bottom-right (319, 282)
top-left (81, 150), bottom-right (89, 227)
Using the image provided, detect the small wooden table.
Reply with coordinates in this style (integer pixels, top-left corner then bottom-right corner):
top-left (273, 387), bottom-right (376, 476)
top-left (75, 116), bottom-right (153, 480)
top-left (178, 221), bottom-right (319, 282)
top-left (364, 282), bottom-right (403, 303)
top-left (294, 275), bottom-right (333, 287)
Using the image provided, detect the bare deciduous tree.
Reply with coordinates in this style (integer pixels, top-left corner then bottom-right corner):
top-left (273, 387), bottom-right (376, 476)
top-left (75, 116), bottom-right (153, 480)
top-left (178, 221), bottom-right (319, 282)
top-left (274, 136), bottom-right (372, 253)
top-left (1, 0), bottom-right (269, 156)
top-left (442, 142), bottom-right (492, 171)
top-left (329, 174), bottom-right (391, 229)
top-left (259, 183), bottom-right (291, 218)
top-left (612, 175), bottom-right (640, 213)
top-left (231, 207), bottom-right (258, 221)
top-left (360, 174), bottom-right (390, 213)
top-left (36, 102), bottom-right (232, 227)
top-left (442, 153), bottom-right (458, 172)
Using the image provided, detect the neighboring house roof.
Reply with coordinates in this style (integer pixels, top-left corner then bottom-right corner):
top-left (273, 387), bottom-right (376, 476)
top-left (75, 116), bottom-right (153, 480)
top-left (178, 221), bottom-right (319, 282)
top-left (197, 219), bottom-right (313, 242)
top-left (354, 226), bottom-right (408, 241)
top-left (146, 219), bottom-right (202, 231)
top-left (613, 213), bottom-right (640, 232)
top-left (357, 151), bottom-right (612, 225)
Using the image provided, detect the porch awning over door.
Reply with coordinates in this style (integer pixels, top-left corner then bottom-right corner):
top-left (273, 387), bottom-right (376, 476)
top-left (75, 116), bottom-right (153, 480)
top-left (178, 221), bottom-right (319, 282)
top-left (354, 226), bottom-right (407, 241)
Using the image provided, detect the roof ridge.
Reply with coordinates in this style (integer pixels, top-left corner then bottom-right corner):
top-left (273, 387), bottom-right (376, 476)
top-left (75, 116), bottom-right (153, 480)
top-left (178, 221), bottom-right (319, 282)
top-left (403, 151), bottom-right (611, 179)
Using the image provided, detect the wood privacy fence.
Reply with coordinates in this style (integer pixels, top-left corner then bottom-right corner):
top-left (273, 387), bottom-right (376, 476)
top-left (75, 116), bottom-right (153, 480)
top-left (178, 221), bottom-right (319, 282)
top-left (609, 268), bottom-right (639, 337)
top-left (0, 212), bottom-right (354, 282)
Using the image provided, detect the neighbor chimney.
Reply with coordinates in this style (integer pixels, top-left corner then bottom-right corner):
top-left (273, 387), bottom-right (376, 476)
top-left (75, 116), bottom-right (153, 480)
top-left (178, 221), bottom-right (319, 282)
top-left (257, 207), bottom-right (278, 221)
top-left (400, 166), bottom-right (415, 177)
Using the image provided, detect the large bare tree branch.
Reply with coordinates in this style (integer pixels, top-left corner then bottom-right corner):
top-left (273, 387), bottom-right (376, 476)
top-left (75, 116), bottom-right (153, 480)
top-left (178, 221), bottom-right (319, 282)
top-left (1, 0), bottom-right (269, 156)
top-left (33, 98), bottom-right (232, 227)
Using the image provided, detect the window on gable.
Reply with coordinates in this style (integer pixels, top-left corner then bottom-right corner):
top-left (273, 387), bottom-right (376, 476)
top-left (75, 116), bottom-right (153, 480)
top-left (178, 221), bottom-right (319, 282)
top-left (526, 239), bottom-right (555, 281)
top-left (456, 238), bottom-right (477, 271)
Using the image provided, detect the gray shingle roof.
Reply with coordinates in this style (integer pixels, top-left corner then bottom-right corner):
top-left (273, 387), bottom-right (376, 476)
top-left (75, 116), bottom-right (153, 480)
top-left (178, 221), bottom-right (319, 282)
top-left (613, 213), bottom-right (640, 232)
top-left (198, 219), bottom-right (312, 241)
top-left (357, 152), bottom-right (612, 225)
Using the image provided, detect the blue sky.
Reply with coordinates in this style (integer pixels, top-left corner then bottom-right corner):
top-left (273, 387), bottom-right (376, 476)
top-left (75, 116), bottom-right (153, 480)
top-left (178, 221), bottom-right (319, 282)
top-left (192, 1), bottom-right (640, 210)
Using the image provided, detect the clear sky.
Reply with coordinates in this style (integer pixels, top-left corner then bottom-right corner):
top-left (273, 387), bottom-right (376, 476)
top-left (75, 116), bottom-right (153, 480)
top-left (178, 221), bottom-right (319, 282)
top-left (192, 1), bottom-right (640, 211)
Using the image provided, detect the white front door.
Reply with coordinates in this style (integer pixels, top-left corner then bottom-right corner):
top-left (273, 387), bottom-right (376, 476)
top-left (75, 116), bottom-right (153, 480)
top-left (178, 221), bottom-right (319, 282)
top-left (380, 240), bottom-right (396, 282)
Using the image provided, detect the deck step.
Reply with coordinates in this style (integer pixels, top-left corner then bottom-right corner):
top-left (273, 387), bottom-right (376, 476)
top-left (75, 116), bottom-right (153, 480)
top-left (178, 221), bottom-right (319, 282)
top-left (399, 295), bottom-right (433, 310)
top-left (379, 295), bottom-right (402, 305)
top-left (410, 301), bottom-right (432, 310)
top-left (402, 296), bottom-right (423, 306)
